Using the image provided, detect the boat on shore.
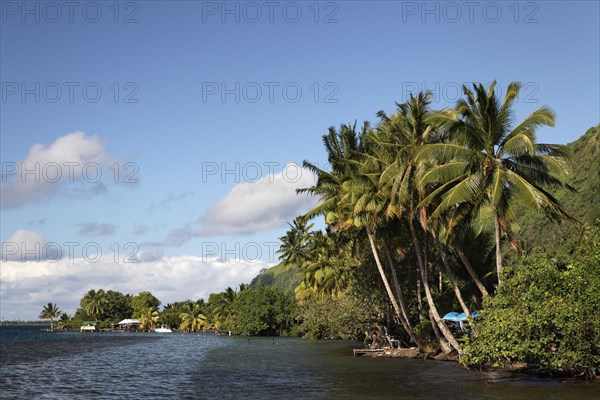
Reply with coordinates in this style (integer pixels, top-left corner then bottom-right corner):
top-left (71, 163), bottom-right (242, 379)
top-left (154, 326), bottom-right (172, 333)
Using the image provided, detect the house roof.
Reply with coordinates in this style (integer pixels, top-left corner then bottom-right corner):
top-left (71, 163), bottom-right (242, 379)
top-left (117, 319), bottom-right (140, 325)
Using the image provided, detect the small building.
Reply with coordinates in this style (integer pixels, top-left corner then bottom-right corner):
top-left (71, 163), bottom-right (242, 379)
top-left (117, 318), bottom-right (141, 331)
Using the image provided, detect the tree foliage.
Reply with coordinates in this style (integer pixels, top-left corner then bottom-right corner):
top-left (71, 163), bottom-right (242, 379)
top-left (39, 302), bottom-right (62, 331)
top-left (131, 291), bottom-right (161, 318)
top-left (297, 293), bottom-right (379, 340)
top-left (461, 223), bottom-right (600, 379)
top-left (231, 286), bottom-right (295, 336)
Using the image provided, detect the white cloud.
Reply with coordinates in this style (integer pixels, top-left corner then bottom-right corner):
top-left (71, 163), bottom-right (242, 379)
top-left (0, 131), bottom-right (123, 208)
top-left (144, 163), bottom-right (318, 248)
top-left (0, 229), bottom-right (59, 262)
top-left (0, 255), bottom-right (265, 320)
top-left (199, 163), bottom-right (318, 236)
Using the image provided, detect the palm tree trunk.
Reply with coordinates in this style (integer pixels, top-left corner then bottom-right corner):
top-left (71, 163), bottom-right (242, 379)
top-left (366, 228), bottom-right (404, 325)
top-left (494, 211), bottom-right (503, 285)
top-left (430, 230), bottom-right (470, 318)
top-left (456, 247), bottom-right (490, 297)
top-left (382, 240), bottom-right (421, 348)
top-left (408, 217), bottom-right (461, 353)
top-left (429, 309), bottom-right (452, 354)
top-left (416, 271), bottom-right (422, 312)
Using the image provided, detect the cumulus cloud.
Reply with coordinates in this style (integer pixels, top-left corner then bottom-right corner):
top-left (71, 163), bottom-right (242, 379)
top-left (143, 163), bottom-right (318, 248)
top-left (0, 255), bottom-right (265, 320)
top-left (0, 229), bottom-right (59, 262)
top-left (0, 131), bottom-right (129, 208)
top-left (76, 222), bottom-right (118, 236)
top-left (198, 163), bottom-right (318, 236)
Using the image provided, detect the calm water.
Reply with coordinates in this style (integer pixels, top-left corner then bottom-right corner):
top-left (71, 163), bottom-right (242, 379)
top-left (0, 326), bottom-right (598, 399)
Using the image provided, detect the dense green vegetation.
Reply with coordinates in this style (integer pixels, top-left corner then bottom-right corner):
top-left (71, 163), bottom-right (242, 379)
top-left (266, 82), bottom-right (598, 378)
top-left (40, 82), bottom-right (598, 379)
top-left (515, 125), bottom-right (600, 259)
top-left (49, 284), bottom-right (296, 336)
top-left (461, 224), bottom-right (600, 379)
top-left (249, 262), bottom-right (302, 294)
top-left (231, 286), bottom-right (295, 336)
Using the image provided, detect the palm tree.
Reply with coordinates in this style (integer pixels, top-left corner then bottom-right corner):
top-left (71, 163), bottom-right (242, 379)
top-left (39, 303), bottom-right (62, 331)
top-left (55, 313), bottom-right (71, 331)
top-left (277, 217), bottom-right (313, 267)
top-left (372, 92), bottom-right (463, 353)
top-left (238, 283), bottom-right (249, 292)
top-left (301, 121), bottom-right (423, 348)
top-left (418, 81), bottom-right (575, 284)
top-left (299, 230), bottom-right (350, 298)
top-left (138, 307), bottom-right (159, 331)
top-left (81, 289), bottom-right (107, 321)
top-left (180, 303), bottom-right (207, 332)
top-left (345, 142), bottom-right (424, 348)
top-left (211, 287), bottom-right (237, 330)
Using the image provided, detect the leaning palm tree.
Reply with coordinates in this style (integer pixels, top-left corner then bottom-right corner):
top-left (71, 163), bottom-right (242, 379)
top-left (375, 92), bottom-right (462, 353)
top-left (54, 313), bottom-right (71, 331)
top-left (299, 122), bottom-right (422, 348)
top-left (418, 81), bottom-right (575, 284)
top-left (39, 303), bottom-right (62, 331)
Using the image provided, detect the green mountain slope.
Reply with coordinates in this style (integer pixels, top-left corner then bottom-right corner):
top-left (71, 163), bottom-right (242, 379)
top-left (516, 125), bottom-right (600, 257)
top-left (249, 263), bottom-right (303, 294)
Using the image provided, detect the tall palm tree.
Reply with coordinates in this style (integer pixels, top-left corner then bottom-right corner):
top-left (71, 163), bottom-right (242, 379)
top-left (418, 81), bottom-right (575, 284)
top-left (375, 92), bottom-right (462, 353)
top-left (346, 139), bottom-right (424, 348)
top-left (39, 303), bottom-right (62, 331)
top-left (300, 122), bottom-right (422, 347)
top-left (81, 289), bottom-right (106, 321)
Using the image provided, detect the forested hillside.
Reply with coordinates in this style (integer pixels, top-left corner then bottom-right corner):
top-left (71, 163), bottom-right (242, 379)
top-left (516, 125), bottom-right (599, 259)
top-left (249, 262), bottom-right (302, 294)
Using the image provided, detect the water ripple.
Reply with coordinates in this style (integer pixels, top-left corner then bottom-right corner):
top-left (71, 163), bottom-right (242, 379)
top-left (1, 326), bottom-right (597, 400)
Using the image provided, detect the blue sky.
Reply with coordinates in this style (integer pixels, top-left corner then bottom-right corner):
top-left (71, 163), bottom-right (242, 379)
top-left (1, 1), bottom-right (599, 319)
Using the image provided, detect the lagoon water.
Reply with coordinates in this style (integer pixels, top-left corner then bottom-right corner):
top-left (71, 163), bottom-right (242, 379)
top-left (1, 326), bottom-right (597, 399)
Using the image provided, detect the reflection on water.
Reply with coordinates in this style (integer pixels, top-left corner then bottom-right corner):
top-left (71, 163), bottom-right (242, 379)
top-left (1, 326), bottom-right (597, 399)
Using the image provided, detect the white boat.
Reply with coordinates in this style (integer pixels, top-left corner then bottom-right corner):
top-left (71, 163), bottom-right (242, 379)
top-left (154, 325), bottom-right (172, 333)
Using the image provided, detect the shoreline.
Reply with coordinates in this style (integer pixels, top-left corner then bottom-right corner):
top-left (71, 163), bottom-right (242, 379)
top-left (354, 346), bottom-right (600, 382)
top-left (353, 346), bottom-right (458, 361)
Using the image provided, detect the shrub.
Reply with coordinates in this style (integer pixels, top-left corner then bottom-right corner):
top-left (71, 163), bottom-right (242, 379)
top-left (461, 229), bottom-right (600, 379)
